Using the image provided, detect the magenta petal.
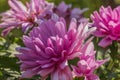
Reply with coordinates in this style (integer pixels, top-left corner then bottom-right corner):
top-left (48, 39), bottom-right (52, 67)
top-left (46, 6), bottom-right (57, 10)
top-left (77, 60), bottom-right (90, 73)
top-left (93, 31), bottom-right (106, 37)
top-left (23, 36), bottom-right (35, 49)
top-left (69, 18), bottom-right (77, 31)
top-left (80, 42), bottom-right (94, 59)
top-left (51, 66), bottom-right (72, 80)
top-left (96, 58), bottom-right (109, 68)
top-left (85, 74), bottom-right (100, 80)
top-left (1, 27), bottom-right (14, 36)
top-left (98, 37), bottom-right (112, 48)
top-left (8, 0), bottom-right (27, 12)
top-left (55, 21), bottom-right (66, 36)
top-left (21, 70), bottom-right (36, 78)
top-left (38, 68), bottom-right (54, 77)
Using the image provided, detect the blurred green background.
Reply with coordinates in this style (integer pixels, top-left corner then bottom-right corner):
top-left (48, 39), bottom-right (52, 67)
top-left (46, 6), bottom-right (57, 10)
top-left (0, 0), bottom-right (120, 80)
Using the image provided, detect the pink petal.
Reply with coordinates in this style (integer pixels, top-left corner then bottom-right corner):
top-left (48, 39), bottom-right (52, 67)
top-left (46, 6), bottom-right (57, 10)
top-left (51, 66), bottom-right (72, 80)
top-left (21, 70), bottom-right (36, 78)
top-left (98, 37), bottom-right (112, 48)
top-left (8, 0), bottom-right (26, 12)
top-left (85, 74), bottom-right (100, 80)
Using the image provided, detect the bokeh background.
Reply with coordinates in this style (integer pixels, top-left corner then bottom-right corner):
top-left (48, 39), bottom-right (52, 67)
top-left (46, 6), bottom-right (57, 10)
top-left (0, 0), bottom-right (120, 80)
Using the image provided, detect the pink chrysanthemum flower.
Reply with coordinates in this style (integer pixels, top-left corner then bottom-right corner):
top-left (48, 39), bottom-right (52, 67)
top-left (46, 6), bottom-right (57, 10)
top-left (72, 41), bottom-right (109, 80)
top-left (16, 16), bottom-right (93, 80)
top-left (0, 0), bottom-right (53, 36)
top-left (91, 6), bottom-right (120, 48)
top-left (54, 1), bottom-right (88, 23)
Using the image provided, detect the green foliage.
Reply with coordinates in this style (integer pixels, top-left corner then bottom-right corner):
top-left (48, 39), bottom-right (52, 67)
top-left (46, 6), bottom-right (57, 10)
top-left (0, 36), bottom-right (21, 80)
top-left (0, 0), bottom-right (9, 12)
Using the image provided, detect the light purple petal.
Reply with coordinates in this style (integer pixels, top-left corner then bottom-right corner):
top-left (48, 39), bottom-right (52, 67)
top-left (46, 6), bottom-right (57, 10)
top-left (98, 37), bottom-right (112, 48)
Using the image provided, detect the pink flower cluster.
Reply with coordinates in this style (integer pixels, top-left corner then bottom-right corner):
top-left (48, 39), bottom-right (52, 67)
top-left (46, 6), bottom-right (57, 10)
top-left (16, 15), bottom-right (107, 80)
top-left (72, 41), bottom-right (108, 80)
top-left (91, 6), bottom-right (120, 48)
top-left (0, 0), bottom-right (88, 36)
top-left (0, 0), bottom-right (53, 36)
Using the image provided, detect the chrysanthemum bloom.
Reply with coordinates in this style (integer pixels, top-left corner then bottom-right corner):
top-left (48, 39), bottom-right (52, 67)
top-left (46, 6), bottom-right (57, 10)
top-left (91, 6), bottom-right (120, 48)
top-left (72, 41), bottom-right (109, 80)
top-left (53, 1), bottom-right (88, 23)
top-left (16, 16), bottom-right (93, 80)
top-left (0, 0), bottom-right (53, 36)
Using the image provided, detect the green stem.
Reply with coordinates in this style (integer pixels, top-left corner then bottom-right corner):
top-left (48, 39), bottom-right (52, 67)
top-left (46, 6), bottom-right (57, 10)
top-left (107, 59), bottom-right (114, 70)
top-left (107, 41), bottom-right (118, 70)
top-left (109, 41), bottom-right (118, 60)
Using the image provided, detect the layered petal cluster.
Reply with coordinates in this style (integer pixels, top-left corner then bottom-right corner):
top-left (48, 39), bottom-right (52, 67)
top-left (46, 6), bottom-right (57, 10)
top-left (54, 1), bottom-right (88, 23)
top-left (72, 41), bottom-right (108, 80)
top-left (16, 16), bottom-right (92, 80)
top-left (0, 0), bottom-right (53, 36)
top-left (91, 6), bottom-right (120, 48)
